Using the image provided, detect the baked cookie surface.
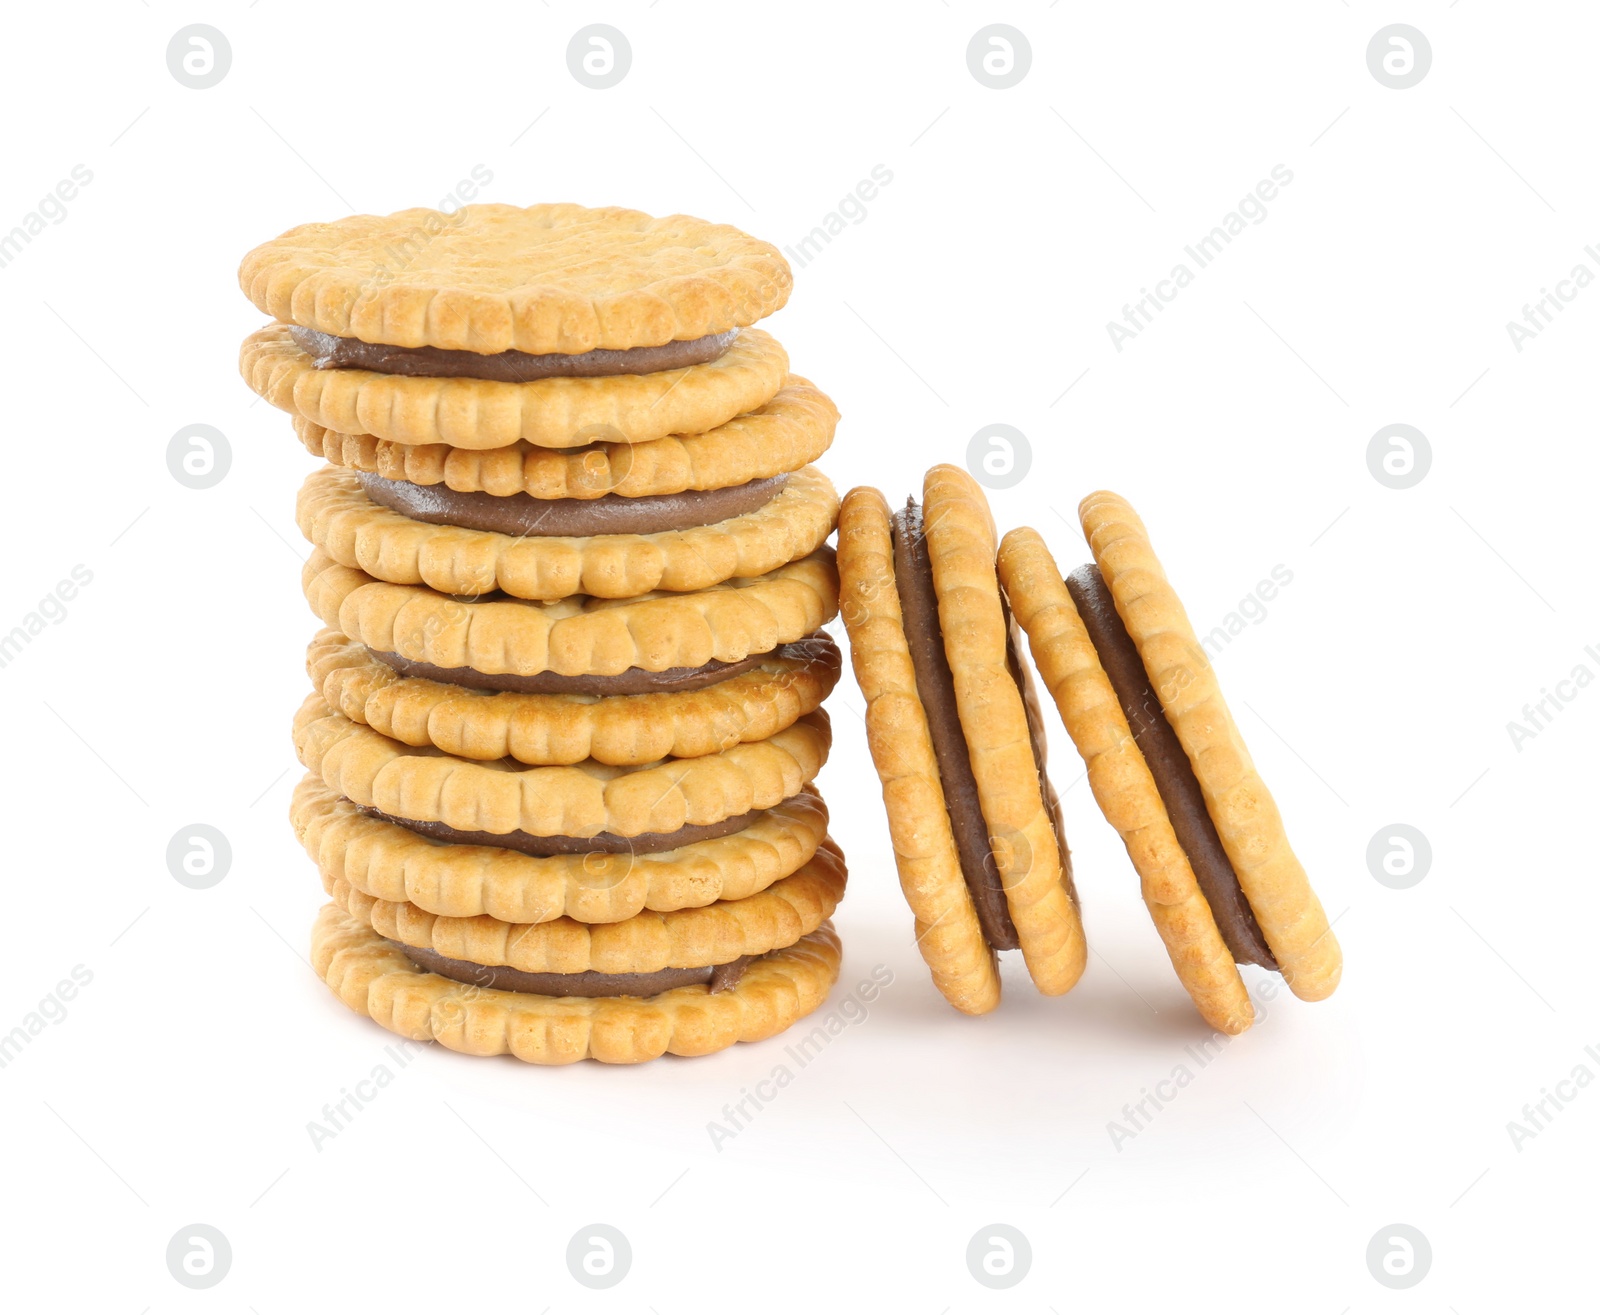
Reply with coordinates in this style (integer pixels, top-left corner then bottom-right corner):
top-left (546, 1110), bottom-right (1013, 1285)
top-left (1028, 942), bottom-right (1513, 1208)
top-left (239, 203), bottom-right (792, 355)
top-left (312, 904), bottom-right (842, 1064)
top-left (1078, 491), bottom-right (1340, 1003)
top-left (241, 323), bottom-right (789, 449)
top-left (837, 485), bottom-right (1001, 1014)
top-left (293, 374), bottom-right (837, 499)
top-left (308, 627), bottom-right (840, 766)
top-left (292, 775), bottom-right (830, 923)
top-left (999, 526), bottom-right (1256, 1033)
top-left (836, 466), bottom-right (1085, 1012)
top-left (297, 462), bottom-right (838, 601)
top-left (326, 840), bottom-right (847, 973)
top-left (293, 694), bottom-right (831, 841)
top-left (920, 466), bottom-right (1085, 996)
top-left (302, 547), bottom-right (839, 681)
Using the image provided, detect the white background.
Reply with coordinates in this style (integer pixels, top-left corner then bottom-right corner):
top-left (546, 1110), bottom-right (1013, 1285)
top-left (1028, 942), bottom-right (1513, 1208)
top-left (2, 2), bottom-right (1595, 1308)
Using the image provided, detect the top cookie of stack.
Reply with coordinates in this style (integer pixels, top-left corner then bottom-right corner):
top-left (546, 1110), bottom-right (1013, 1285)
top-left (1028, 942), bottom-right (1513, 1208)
top-left (240, 203), bottom-right (848, 1065)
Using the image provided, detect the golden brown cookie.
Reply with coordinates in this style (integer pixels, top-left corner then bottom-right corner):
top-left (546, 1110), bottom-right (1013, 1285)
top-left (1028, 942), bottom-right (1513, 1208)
top-left (835, 467), bottom-right (1086, 1012)
top-left (302, 547), bottom-right (839, 680)
top-left (835, 485), bottom-right (1000, 1014)
top-left (240, 203), bottom-right (791, 355)
top-left (922, 465), bottom-right (1085, 996)
top-left (291, 775), bottom-right (830, 923)
top-left (297, 463), bottom-right (839, 601)
top-left (308, 627), bottom-right (840, 766)
top-left (1077, 491), bottom-right (1340, 1003)
top-left (328, 839), bottom-right (846, 972)
top-left (240, 323), bottom-right (789, 450)
top-left (294, 374), bottom-right (838, 499)
top-left (997, 527), bottom-right (1254, 1033)
top-left (312, 904), bottom-right (842, 1064)
top-left (292, 694), bottom-right (831, 841)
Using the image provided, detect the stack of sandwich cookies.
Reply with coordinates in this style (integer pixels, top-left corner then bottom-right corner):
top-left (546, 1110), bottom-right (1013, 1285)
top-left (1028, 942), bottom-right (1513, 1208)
top-left (837, 465), bottom-right (1085, 1014)
top-left (240, 203), bottom-right (851, 1062)
top-left (997, 493), bottom-right (1341, 1034)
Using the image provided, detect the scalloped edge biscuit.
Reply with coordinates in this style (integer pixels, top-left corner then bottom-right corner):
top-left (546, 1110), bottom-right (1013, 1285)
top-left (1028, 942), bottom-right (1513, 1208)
top-left (241, 323), bottom-right (789, 450)
top-left (997, 527), bottom-right (1254, 1034)
top-left (302, 546), bottom-right (839, 679)
top-left (292, 694), bottom-right (831, 839)
top-left (293, 375), bottom-right (838, 499)
top-left (1079, 491), bottom-right (1341, 1003)
top-left (308, 627), bottom-right (841, 766)
top-left (922, 466), bottom-right (1086, 997)
top-left (291, 775), bottom-right (830, 923)
top-left (835, 486), bottom-right (1000, 1014)
top-left (312, 904), bottom-right (842, 1064)
top-left (240, 204), bottom-right (791, 355)
top-left (297, 463), bottom-right (839, 601)
top-left (327, 839), bottom-right (846, 973)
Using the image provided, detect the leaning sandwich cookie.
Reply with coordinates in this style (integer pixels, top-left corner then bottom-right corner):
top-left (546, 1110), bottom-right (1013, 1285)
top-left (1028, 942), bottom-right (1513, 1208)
top-left (997, 493), bottom-right (1341, 1034)
top-left (837, 465), bottom-right (1085, 1013)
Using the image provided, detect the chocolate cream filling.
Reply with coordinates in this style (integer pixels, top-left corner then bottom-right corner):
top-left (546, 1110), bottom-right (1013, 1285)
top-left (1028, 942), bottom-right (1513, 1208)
top-left (289, 324), bottom-right (740, 382)
top-left (891, 499), bottom-right (1020, 951)
top-left (371, 648), bottom-right (770, 696)
top-left (399, 941), bottom-right (752, 997)
top-left (357, 470), bottom-right (786, 537)
top-left (359, 802), bottom-right (765, 856)
top-left (1064, 564), bottom-right (1277, 970)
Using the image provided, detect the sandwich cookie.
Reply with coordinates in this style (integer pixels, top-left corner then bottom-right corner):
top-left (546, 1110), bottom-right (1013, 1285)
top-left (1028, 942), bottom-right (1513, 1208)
top-left (238, 202), bottom-right (794, 449)
top-left (308, 627), bottom-right (841, 767)
top-left (291, 775), bottom-right (831, 924)
top-left (312, 903), bottom-right (842, 1064)
top-left (292, 374), bottom-right (837, 501)
top-left (324, 838), bottom-right (846, 976)
top-left (297, 462), bottom-right (839, 600)
top-left (293, 694), bottom-right (830, 852)
top-left (837, 465), bottom-right (1085, 1014)
top-left (302, 547), bottom-right (839, 691)
top-left (241, 322), bottom-right (789, 449)
top-left (996, 495), bottom-right (1342, 1034)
